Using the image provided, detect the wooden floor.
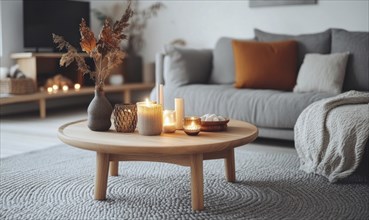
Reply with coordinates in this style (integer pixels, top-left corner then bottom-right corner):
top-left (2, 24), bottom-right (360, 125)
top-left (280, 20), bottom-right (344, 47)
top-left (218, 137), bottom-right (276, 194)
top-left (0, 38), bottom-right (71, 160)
top-left (0, 107), bottom-right (296, 158)
top-left (1, 108), bottom-right (87, 158)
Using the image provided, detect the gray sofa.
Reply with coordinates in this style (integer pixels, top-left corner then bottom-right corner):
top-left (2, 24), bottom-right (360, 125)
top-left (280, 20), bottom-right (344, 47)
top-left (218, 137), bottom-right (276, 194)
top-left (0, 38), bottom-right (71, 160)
top-left (150, 29), bottom-right (369, 140)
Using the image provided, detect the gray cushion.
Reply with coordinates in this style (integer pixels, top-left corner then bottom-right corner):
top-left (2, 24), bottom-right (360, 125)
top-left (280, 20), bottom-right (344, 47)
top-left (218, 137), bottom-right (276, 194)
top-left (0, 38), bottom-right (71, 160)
top-left (158, 84), bottom-right (332, 129)
top-left (294, 52), bottom-right (350, 94)
top-left (163, 45), bottom-right (212, 87)
top-left (210, 37), bottom-right (235, 84)
top-left (331, 29), bottom-right (369, 91)
top-left (254, 29), bottom-right (331, 69)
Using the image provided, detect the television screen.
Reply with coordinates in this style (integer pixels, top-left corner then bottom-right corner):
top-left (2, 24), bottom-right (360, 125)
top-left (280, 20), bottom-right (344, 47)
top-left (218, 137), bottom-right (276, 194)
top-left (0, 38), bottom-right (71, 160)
top-left (23, 0), bottom-right (90, 51)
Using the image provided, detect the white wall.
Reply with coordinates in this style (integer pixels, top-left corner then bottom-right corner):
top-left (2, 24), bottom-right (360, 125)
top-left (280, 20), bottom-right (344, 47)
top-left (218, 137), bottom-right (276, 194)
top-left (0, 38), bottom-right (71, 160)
top-left (1, 0), bottom-right (368, 67)
top-left (0, 2), bottom-right (3, 58)
top-left (0, 0), bottom-right (23, 68)
top-left (140, 0), bottom-right (369, 63)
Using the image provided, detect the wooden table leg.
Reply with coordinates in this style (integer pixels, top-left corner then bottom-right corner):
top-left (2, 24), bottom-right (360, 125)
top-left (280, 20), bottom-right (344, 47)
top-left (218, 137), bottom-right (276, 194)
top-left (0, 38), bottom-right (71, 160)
top-left (94, 152), bottom-right (110, 200)
top-left (225, 149), bottom-right (236, 182)
top-left (109, 161), bottom-right (119, 176)
top-left (190, 153), bottom-right (204, 211)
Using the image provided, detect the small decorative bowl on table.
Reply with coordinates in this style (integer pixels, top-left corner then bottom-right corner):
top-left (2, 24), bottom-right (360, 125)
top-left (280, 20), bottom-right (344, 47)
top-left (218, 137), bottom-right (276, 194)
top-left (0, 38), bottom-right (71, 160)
top-left (200, 114), bottom-right (229, 132)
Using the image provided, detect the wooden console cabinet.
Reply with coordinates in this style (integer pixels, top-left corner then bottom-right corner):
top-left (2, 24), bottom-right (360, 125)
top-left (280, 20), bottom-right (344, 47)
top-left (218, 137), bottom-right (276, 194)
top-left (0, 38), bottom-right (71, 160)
top-left (4, 53), bottom-right (151, 119)
top-left (0, 83), bottom-right (154, 118)
top-left (10, 52), bottom-right (91, 87)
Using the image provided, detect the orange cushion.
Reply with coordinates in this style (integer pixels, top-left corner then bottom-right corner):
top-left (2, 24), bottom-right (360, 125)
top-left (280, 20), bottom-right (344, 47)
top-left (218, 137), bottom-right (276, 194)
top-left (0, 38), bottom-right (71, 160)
top-left (232, 40), bottom-right (298, 90)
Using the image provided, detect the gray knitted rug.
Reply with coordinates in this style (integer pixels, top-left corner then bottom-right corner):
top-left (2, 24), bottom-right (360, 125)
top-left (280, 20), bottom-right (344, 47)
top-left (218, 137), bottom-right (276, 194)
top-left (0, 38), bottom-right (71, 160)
top-left (1, 145), bottom-right (369, 220)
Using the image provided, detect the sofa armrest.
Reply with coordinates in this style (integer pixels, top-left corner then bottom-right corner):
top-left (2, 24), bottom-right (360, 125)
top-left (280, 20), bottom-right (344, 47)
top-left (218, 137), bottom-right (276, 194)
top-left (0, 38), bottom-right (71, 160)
top-left (155, 52), bottom-right (165, 85)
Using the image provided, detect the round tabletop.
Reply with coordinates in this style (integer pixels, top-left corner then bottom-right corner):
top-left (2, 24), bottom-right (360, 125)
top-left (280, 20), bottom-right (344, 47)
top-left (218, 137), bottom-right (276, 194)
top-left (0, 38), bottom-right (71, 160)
top-left (58, 119), bottom-right (258, 155)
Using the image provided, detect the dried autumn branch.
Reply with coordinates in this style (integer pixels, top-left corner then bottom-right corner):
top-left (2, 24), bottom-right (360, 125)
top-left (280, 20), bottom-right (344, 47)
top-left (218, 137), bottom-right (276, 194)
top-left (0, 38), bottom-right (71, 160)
top-left (79, 18), bottom-right (97, 54)
top-left (52, 34), bottom-right (91, 77)
top-left (92, 1), bottom-right (164, 54)
top-left (52, 0), bottom-right (133, 91)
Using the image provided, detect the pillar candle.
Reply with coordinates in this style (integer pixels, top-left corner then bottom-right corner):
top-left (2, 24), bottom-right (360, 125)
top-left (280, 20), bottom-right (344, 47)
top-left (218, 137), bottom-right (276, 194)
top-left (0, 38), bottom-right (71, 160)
top-left (157, 83), bottom-right (160, 104)
top-left (159, 84), bottom-right (164, 107)
top-left (137, 99), bottom-right (163, 136)
top-left (175, 98), bottom-right (184, 129)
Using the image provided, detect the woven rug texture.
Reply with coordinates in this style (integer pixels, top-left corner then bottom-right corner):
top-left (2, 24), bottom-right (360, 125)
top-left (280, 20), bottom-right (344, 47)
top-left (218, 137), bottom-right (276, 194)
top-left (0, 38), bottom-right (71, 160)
top-left (1, 145), bottom-right (369, 219)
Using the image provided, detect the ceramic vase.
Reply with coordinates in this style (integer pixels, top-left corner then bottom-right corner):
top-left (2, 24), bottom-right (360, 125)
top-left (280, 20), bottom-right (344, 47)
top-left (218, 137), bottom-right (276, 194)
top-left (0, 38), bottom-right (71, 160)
top-left (87, 88), bottom-right (113, 131)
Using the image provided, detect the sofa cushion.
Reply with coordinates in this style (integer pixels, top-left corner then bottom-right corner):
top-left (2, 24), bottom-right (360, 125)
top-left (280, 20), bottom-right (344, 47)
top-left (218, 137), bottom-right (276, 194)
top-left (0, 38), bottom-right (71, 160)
top-left (294, 52), bottom-right (349, 94)
top-left (331, 29), bottom-right (369, 91)
top-left (159, 84), bottom-right (332, 129)
top-left (254, 29), bottom-right (331, 69)
top-left (232, 40), bottom-right (298, 90)
top-left (163, 45), bottom-right (212, 87)
top-left (210, 37), bottom-right (235, 84)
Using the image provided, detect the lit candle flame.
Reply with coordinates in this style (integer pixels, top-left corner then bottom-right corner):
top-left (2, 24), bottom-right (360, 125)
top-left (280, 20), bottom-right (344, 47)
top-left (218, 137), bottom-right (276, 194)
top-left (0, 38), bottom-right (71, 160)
top-left (74, 83), bottom-right (81, 90)
top-left (52, 84), bottom-right (59, 91)
top-left (189, 121), bottom-right (197, 129)
top-left (145, 98), bottom-right (152, 107)
top-left (62, 85), bottom-right (69, 92)
top-left (47, 87), bottom-right (53, 94)
top-left (164, 116), bottom-right (171, 125)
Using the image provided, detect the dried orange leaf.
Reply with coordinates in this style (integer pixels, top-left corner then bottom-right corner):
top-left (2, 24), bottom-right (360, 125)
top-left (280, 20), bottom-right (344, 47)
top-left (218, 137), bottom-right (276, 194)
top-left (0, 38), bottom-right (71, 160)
top-left (79, 18), bottom-right (97, 53)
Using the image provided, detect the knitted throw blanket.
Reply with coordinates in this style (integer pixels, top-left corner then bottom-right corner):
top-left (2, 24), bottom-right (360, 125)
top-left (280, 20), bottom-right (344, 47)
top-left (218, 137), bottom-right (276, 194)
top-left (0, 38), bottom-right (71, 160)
top-left (294, 91), bottom-right (369, 183)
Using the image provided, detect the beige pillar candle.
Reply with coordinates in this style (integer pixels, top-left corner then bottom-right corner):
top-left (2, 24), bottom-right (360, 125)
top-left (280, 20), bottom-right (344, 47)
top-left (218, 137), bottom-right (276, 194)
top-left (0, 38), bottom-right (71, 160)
top-left (137, 99), bottom-right (163, 136)
top-left (156, 83), bottom-right (160, 104)
top-left (175, 98), bottom-right (184, 129)
top-left (159, 84), bottom-right (164, 107)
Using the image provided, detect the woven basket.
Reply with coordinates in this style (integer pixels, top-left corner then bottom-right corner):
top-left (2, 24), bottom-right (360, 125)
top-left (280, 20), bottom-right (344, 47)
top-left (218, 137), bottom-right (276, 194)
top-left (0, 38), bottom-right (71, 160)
top-left (113, 104), bottom-right (137, 133)
top-left (0, 78), bottom-right (36, 95)
top-left (200, 119), bottom-right (230, 132)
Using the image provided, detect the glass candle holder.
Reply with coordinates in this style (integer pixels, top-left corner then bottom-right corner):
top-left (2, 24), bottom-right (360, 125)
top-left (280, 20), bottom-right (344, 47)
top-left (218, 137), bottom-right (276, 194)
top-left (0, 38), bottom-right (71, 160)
top-left (137, 99), bottom-right (163, 136)
top-left (183, 116), bottom-right (201, 136)
top-left (113, 104), bottom-right (137, 133)
top-left (163, 110), bottom-right (176, 133)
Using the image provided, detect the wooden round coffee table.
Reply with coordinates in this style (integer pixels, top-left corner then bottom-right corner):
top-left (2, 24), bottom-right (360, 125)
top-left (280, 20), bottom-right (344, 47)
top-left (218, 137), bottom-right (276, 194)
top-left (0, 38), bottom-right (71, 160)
top-left (58, 119), bottom-right (258, 211)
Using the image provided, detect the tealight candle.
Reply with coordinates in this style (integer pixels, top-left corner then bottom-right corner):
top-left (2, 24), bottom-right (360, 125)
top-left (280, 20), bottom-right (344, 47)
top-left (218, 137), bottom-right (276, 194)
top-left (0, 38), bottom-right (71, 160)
top-left (163, 110), bottom-right (176, 133)
top-left (47, 87), bottom-right (53, 94)
top-left (62, 85), bottom-right (69, 92)
top-left (137, 98), bottom-right (163, 136)
top-left (74, 83), bottom-right (81, 91)
top-left (183, 116), bottom-right (201, 136)
top-left (52, 84), bottom-right (59, 92)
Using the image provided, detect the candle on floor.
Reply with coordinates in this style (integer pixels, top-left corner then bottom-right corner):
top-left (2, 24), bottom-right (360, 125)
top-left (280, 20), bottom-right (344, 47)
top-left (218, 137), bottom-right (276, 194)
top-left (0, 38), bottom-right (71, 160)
top-left (137, 98), bottom-right (163, 136)
top-left (183, 116), bottom-right (201, 136)
top-left (163, 110), bottom-right (176, 133)
top-left (175, 98), bottom-right (184, 129)
top-left (74, 83), bottom-right (81, 91)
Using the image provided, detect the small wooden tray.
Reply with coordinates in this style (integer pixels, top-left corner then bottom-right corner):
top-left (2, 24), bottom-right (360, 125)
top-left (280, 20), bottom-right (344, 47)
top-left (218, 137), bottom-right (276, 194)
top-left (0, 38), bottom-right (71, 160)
top-left (200, 119), bottom-right (230, 132)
